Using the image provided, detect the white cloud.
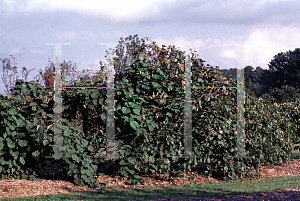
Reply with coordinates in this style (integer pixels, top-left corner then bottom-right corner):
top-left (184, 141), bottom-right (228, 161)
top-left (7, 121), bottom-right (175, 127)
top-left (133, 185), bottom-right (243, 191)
top-left (221, 49), bottom-right (236, 59)
top-left (2, 0), bottom-right (167, 23)
top-left (244, 25), bottom-right (300, 69)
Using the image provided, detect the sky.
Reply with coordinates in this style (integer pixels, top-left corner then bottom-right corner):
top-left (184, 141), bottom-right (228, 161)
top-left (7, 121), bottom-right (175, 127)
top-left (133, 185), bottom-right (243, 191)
top-left (1, 0), bottom-right (300, 97)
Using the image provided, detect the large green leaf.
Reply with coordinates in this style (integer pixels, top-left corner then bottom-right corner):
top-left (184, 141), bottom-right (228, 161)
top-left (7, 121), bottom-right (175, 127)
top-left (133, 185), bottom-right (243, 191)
top-left (18, 140), bottom-right (28, 147)
top-left (85, 169), bottom-right (92, 177)
top-left (121, 107), bottom-right (131, 114)
top-left (133, 109), bottom-right (140, 115)
top-left (7, 139), bottom-right (15, 149)
top-left (152, 82), bottom-right (161, 88)
top-left (120, 170), bottom-right (128, 177)
top-left (126, 169), bottom-right (135, 175)
top-left (119, 150), bottom-right (125, 157)
top-left (8, 108), bottom-right (17, 115)
top-left (4, 101), bottom-right (12, 107)
top-left (9, 149), bottom-right (19, 157)
top-left (152, 74), bottom-right (161, 79)
top-left (119, 160), bottom-right (127, 166)
top-left (0, 157), bottom-right (5, 166)
top-left (148, 124), bottom-right (155, 132)
top-left (134, 174), bottom-right (141, 179)
top-left (128, 157), bottom-right (136, 165)
top-left (130, 121), bottom-right (139, 130)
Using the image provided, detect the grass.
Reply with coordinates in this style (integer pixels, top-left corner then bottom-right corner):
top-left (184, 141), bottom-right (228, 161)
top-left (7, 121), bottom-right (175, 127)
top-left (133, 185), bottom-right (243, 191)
top-left (0, 145), bottom-right (299, 201)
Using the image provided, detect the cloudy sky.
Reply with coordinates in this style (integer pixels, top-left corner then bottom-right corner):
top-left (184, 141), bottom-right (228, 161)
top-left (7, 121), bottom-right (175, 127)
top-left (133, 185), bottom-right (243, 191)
top-left (1, 0), bottom-right (299, 97)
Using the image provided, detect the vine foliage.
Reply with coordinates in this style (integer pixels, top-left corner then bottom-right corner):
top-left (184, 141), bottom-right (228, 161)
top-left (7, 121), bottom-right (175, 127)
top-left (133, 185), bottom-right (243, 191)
top-left (0, 35), bottom-right (299, 189)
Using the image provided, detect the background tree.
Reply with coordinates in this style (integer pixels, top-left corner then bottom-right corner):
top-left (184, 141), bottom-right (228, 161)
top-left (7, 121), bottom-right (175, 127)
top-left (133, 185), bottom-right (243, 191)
top-left (282, 48), bottom-right (300, 90)
top-left (220, 66), bottom-right (268, 100)
top-left (220, 47), bottom-right (300, 103)
top-left (267, 50), bottom-right (291, 90)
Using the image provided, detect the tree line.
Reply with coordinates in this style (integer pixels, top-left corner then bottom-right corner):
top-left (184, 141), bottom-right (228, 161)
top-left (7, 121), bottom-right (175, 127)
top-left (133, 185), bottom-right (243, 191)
top-left (220, 48), bottom-right (300, 104)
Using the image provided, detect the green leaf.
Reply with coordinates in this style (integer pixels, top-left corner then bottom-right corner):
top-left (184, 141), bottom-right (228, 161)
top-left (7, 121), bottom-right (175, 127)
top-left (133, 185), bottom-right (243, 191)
top-left (85, 169), bottom-right (92, 177)
top-left (81, 174), bottom-right (89, 182)
top-left (128, 157), bottom-right (136, 165)
top-left (130, 121), bottom-right (139, 130)
top-left (53, 152), bottom-right (63, 160)
top-left (7, 139), bottom-right (15, 149)
top-left (32, 150), bottom-right (40, 156)
top-left (119, 160), bottom-right (127, 166)
top-left (148, 124), bottom-right (154, 132)
top-left (166, 112), bottom-right (172, 117)
top-left (81, 139), bottom-right (89, 147)
top-left (133, 109), bottom-right (140, 115)
top-left (152, 82), bottom-right (161, 88)
top-left (43, 139), bottom-right (49, 146)
top-left (121, 107), bottom-right (131, 114)
top-left (0, 157), bottom-right (5, 166)
top-left (152, 74), bottom-right (161, 79)
top-left (127, 169), bottom-right (135, 175)
top-left (18, 140), bottom-right (28, 147)
top-left (13, 159), bottom-right (17, 166)
top-left (5, 101), bottom-right (12, 107)
top-left (134, 174), bottom-right (141, 179)
top-left (9, 149), bottom-right (19, 157)
top-left (29, 175), bottom-right (36, 180)
top-left (149, 155), bottom-right (155, 161)
top-left (119, 150), bottom-right (125, 157)
top-left (160, 165), bottom-right (167, 169)
top-left (87, 145), bottom-right (94, 152)
top-left (8, 108), bottom-right (17, 115)
top-left (91, 164), bottom-right (97, 172)
top-left (120, 170), bottom-right (128, 177)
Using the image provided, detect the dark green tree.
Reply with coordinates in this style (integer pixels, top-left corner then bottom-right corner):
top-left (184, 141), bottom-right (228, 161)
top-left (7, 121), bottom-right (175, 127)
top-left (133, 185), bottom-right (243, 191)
top-left (267, 49), bottom-right (293, 91)
top-left (220, 47), bottom-right (300, 102)
top-left (283, 48), bottom-right (300, 89)
top-left (249, 67), bottom-right (270, 98)
top-left (220, 66), bottom-right (268, 100)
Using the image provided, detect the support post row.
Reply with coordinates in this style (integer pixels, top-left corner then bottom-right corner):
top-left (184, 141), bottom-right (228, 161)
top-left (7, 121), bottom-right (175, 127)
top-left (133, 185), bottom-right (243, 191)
top-left (42, 42), bottom-right (254, 163)
top-left (98, 43), bottom-right (118, 160)
top-left (45, 43), bottom-right (71, 160)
